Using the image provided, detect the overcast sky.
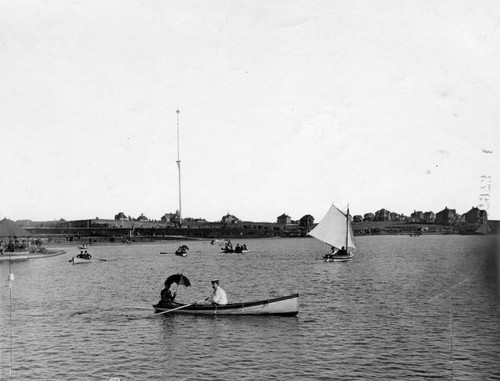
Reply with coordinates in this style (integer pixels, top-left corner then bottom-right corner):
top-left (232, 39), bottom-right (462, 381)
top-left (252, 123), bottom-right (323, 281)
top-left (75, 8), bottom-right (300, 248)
top-left (1, 0), bottom-right (499, 222)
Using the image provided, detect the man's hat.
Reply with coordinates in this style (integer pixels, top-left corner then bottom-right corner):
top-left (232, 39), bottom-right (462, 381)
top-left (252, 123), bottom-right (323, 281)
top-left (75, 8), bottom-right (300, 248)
top-left (211, 279), bottom-right (219, 285)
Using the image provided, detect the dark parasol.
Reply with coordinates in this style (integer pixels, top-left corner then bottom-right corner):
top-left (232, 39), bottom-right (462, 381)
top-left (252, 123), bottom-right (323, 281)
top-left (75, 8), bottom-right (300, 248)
top-left (164, 273), bottom-right (191, 289)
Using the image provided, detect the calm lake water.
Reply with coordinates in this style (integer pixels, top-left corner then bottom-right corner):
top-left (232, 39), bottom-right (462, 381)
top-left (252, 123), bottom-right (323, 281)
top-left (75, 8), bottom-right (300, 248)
top-left (1, 235), bottom-right (499, 380)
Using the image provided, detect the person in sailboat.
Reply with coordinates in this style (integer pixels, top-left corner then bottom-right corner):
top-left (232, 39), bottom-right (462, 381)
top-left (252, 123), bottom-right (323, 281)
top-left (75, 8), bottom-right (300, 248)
top-left (337, 246), bottom-right (348, 256)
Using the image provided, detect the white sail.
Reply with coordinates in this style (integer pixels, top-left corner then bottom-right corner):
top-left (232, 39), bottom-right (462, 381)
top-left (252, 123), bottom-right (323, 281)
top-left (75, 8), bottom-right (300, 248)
top-left (308, 204), bottom-right (357, 253)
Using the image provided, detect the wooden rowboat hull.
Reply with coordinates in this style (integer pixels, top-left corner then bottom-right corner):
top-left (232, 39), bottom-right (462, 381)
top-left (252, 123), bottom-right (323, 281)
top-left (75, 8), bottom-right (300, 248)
top-left (153, 293), bottom-right (299, 316)
top-left (70, 257), bottom-right (93, 264)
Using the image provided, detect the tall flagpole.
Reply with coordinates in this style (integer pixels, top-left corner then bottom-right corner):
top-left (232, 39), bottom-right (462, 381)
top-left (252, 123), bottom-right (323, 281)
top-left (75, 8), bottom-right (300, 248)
top-left (176, 109), bottom-right (182, 225)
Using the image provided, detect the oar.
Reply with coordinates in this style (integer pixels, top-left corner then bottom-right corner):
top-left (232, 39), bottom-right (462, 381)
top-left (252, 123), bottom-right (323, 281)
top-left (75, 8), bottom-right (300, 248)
top-left (153, 299), bottom-right (207, 316)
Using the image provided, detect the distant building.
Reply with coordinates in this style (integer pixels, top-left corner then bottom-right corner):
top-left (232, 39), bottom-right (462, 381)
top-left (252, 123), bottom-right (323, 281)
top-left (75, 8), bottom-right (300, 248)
top-left (464, 207), bottom-right (488, 224)
top-left (277, 214), bottom-right (291, 225)
top-left (363, 213), bottom-right (375, 221)
top-left (353, 215), bottom-right (363, 222)
top-left (114, 212), bottom-right (127, 221)
top-left (411, 210), bottom-right (424, 222)
top-left (374, 209), bottom-right (391, 221)
top-left (299, 215), bottom-right (315, 228)
top-left (423, 211), bottom-right (435, 223)
top-left (389, 212), bottom-right (405, 221)
top-left (136, 213), bottom-right (148, 222)
top-left (435, 207), bottom-right (457, 225)
top-left (221, 213), bottom-right (240, 224)
top-left (160, 213), bottom-right (177, 223)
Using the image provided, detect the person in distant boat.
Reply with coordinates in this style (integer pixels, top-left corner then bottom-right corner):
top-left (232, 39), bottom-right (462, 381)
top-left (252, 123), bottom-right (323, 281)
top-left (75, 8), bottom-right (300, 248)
top-left (206, 279), bottom-right (227, 305)
top-left (225, 240), bottom-right (233, 250)
top-left (242, 244), bottom-right (247, 251)
top-left (235, 244), bottom-right (241, 252)
top-left (337, 246), bottom-right (347, 256)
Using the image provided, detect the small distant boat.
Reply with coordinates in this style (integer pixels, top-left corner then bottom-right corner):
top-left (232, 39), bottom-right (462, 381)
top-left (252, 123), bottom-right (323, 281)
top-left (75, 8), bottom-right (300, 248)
top-left (221, 248), bottom-right (248, 254)
top-left (70, 252), bottom-right (93, 264)
top-left (211, 239), bottom-right (229, 246)
top-left (153, 294), bottom-right (299, 316)
top-left (70, 256), bottom-right (92, 264)
top-left (308, 203), bottom-right (357, 262)
top-left (175, 245), bottom-right (189, 257)
top-left (78, 245), bottom-right (89, 250)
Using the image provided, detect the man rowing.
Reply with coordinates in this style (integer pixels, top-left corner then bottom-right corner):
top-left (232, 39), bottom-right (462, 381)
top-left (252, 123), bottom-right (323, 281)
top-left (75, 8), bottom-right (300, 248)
top-left (206, 279), bottom-right (227, 305)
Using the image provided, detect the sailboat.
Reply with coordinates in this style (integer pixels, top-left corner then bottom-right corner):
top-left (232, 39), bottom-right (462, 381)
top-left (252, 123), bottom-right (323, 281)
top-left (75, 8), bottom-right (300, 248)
top-left (308, 203), bottom-right (357, 262)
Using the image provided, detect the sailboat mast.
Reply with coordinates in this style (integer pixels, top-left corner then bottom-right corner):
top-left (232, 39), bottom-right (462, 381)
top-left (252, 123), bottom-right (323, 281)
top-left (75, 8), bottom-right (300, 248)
top-left (176, 109), bottom-right (182, 225)
top-left (346, 205), bottom-right (349, 252)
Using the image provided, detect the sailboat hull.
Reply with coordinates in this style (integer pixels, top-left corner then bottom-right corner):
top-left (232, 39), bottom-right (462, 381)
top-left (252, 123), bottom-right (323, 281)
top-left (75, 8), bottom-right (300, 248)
top-left (324, 253), bottom-right (354, 262)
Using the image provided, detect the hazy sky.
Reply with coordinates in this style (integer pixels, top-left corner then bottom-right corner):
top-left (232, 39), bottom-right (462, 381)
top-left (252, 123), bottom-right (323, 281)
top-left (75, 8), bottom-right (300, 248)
top-left (1, 0), bottom-right (499, 222)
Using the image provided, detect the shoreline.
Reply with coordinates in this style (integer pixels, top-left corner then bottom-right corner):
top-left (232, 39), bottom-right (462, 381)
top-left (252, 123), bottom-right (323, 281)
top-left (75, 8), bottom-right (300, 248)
top-left (0, 249), bottom-right (66, 262)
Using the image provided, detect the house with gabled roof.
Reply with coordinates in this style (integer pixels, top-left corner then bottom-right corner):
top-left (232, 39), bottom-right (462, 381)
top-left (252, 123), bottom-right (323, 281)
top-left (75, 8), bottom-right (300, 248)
top-left (435, 207), bottom-right (457, 225)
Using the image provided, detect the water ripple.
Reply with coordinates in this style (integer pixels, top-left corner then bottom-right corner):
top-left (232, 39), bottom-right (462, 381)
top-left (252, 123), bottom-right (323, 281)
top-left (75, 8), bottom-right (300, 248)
top-left (0, 236), bottom-right (499, 379)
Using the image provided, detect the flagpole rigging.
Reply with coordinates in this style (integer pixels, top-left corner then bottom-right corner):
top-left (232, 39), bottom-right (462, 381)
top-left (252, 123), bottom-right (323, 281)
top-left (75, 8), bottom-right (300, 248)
top-left (176, 109), bottom-right (182, 225)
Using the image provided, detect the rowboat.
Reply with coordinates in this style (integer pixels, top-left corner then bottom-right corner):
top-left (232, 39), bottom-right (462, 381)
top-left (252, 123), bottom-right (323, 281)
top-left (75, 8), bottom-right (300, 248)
top-left (221, 248), bottom-right (248, 253)
top-left (153, 293), bottom-right (299, 316)
top-left (70, 256), bottom-right (93, 264)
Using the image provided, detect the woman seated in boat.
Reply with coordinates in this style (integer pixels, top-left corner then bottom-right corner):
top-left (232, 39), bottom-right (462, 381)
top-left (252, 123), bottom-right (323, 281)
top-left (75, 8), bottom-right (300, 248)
top-left (159, 287), bottom-right (176, 307)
